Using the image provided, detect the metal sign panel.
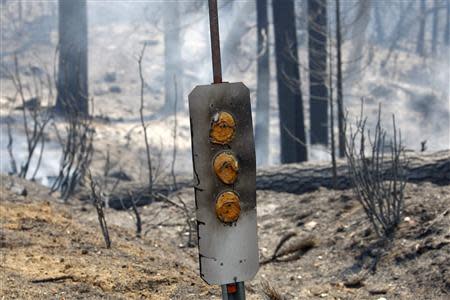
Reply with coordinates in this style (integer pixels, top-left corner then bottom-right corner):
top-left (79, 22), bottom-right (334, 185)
top-left (188, 82), bottom-right (259, 285)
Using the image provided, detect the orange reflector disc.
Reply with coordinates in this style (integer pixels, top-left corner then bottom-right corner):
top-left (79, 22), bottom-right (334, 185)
top-left (210, 111), bottom-right (236, 145)
top-left (213, 151), bottom-right (239, 184)
top-left (215, 191), bottom-right (241, 223)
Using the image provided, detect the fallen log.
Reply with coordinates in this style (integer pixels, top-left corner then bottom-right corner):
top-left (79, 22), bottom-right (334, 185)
top-left (106, 151), bottom-right (450, 209)
top-left (255, 150), bottom-right (450, 194)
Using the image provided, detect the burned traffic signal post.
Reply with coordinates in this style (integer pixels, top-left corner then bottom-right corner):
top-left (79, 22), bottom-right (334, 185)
top-left (189, 82), bottom-right (259, 286)
top-left (189, 1), bottom-right (258, 296)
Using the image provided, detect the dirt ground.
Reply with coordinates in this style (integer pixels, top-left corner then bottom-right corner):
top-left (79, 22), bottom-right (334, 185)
top-left (0, 175), bottom-right (215, 300)
top-left (1, 174), bottom-right (449, 300)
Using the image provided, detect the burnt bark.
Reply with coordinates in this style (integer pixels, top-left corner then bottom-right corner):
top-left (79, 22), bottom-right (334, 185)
top-left (373, 1), bottom-right (384, 44)
top-left (446, 0), bottom-right (450, 45)
top-left (255, 0), bottom-right (270, 166)
top-left (432, 0), bottom-right (439, 54)
top-left (55, 0), bottom-right (88, 115)
top-left (416, 0), bottom-right (426, 57)
top-left (336, 0), bottom-right (344, 158)
top-left (272, 0), bottom-right (307, 163)
top-left (221, 1), bottom-right (252, 74)
top-left (308, 0), bottom-right (328, 146)
top-left (162, 2), bottom-right (183, 113)
top-left (328, 35), bottom-right (337, 188)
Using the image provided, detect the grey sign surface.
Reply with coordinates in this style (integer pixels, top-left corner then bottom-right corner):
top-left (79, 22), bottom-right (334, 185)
top-left (188, 82), bottom-right (259, 285)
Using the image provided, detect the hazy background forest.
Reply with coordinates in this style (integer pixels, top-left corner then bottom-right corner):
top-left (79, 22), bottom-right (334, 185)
top-left (1, 0), bottom-right (449, 185)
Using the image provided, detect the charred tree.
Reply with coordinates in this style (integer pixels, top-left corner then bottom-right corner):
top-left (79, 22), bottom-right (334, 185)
top-left (336, 0), bottom-right (344, 158)
top-left (56, 0), bottom-right (88, 115)
top-left (255, 0), bottom-right (270, 166)
top-left (416, 0), bottom-right (426, 57)
top-left (221, 1), bottom-right (253, 73)
top-left (163, 2), bottom-right (183, 113)
top-left (431, 0), bottom-right (439, 54)
top-left (18, 0), bottom-right (23, 22)
top-left (328, 36), bottom-right (337, 187)
top-left (308, 0), bottom-right (328, 146)
top-left (373, 1), bottom-right (385, 44)
top-left (446, 0), bottom-right (450, 45)
top-left (272, 0), bottom-right (307, 163)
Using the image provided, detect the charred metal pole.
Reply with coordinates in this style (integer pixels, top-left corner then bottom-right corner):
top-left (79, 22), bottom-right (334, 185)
top-left (208, 0), bottom-right (222, 84)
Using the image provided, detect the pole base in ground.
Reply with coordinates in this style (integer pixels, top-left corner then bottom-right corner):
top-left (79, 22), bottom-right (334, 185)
top-left (221, 282), bottom-right (245, 300)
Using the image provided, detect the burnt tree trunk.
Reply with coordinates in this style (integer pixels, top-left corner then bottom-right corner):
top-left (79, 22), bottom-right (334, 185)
top-left (373, 1), bottom-right (384, 44)
top-left (163, 2), bottom-right (183, 113)
top-left (446, 0), bottom-right (450, 45)
top-left (335, 0), bottom-right (344, 158)
top-left (255, 0), bottom-right (270, 166)
top-left (328, 30), bottom-right (337, 187)
top-left (18, 0), bottom-right (23, 22)
top-left (431, 0), bottom-right (439, 54)
top-left (416, 0), bottom-right (426, 57)
top-left (221, 1), bottom-right (252, 74)
top-left (56, 0), bottom-right (88, 115)
top-left (272, 0), bottom-right (307, 163)
top-left (308, 0), bottom-right (328, 146)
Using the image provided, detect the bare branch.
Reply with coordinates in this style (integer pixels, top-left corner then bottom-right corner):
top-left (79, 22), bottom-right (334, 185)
top-left (138, 44), bottom-right (153, 198)
top-left (87, 171), bottom-right (111, 249)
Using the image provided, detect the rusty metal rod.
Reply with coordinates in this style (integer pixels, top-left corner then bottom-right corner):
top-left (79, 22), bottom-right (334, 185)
top-left (208, 0), bottom-right (222, 84)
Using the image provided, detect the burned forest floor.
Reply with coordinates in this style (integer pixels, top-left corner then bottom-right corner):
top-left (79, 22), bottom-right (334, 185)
top-left (1, 173), bottom-right (449, 300)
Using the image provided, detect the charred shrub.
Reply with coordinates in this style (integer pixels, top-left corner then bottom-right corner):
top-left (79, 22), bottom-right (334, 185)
top-left (345, 103), bottom-right (407, 237)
